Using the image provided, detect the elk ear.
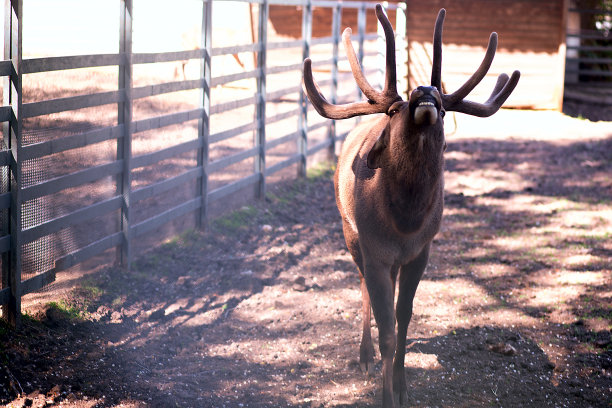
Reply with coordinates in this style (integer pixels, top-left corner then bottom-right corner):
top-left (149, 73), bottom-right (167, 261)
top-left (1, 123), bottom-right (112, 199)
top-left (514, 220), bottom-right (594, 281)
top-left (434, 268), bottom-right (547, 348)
top-left (366, 126), bottom-right (390, 169)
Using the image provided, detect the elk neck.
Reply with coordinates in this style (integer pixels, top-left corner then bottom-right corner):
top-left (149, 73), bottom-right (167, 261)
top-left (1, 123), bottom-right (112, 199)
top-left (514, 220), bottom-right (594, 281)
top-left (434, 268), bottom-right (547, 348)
top-left (382, 124), bottom-right (445, 234)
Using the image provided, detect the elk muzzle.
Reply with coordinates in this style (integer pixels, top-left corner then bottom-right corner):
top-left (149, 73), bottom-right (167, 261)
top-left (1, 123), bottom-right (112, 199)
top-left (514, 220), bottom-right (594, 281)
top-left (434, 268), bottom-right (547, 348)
top-left (410, 86), bottom-right (442, 126)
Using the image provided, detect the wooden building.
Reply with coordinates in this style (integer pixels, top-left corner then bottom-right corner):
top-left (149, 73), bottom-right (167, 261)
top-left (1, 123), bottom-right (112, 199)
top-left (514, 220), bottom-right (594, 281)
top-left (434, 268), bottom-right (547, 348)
top-left (269, 0), bottom-right (568, 110)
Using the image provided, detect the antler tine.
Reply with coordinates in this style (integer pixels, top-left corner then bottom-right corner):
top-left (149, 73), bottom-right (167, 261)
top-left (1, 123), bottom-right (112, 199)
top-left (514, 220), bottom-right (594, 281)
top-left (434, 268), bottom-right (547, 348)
top-left (342, 27), bottom-right (380, 102)
top-left (342, 5), bottom-right (400, 101)
top-left (431, 8), bottom-right (446, 92)
top-left (489, 72), bottom-right (512, 99)
top-left (302, 3), bottom-right (402, 120)
top-left (303, 58), bottom-right (386, 119)
top-left (431, 8), bottom-right (520, 117)
top-left (449, 70), bottom-right (520, 117)
top-left (375, 4), bottom-right (398, 96)
top-left (442, 32), bottom-right (498, 107)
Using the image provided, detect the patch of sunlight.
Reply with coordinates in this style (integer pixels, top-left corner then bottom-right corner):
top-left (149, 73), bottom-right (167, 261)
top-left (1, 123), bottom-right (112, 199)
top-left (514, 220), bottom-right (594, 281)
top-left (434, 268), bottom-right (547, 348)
top-left (493, 235), bottom-right (529, 252)
top-left (536, 197), bottom-right (583, 213)
top-left (560, 209), bottom-right (612, 229)
top-left (442, 206), bottom-right (474, 217)
top-left (538, 225), bottom-right (609, 247)
top-left (164, 298), bottom-right (190, 315)
top-left (417, 278), bottom-right (487, 322)
top-left (461, 247), bottom-right (496, 260)
top-left (206, 338), bottom-right (274, 363)
top-left (506, 193), bottom-right (539, 206)
top-left (563, 253), bottom-right (602, 269)
top-left (170, 315), bottom-right (191, 326)
top-left (486, 194), bottom-right (576, 217)
top-left (450, 109), bottom-right (612, 141)
top-left (314, 381), bottom-right (370, 407)
top-left (404, 351), bottom-right (443, 370)
top-left (556, 271), bottom-right (607, 286)
top-left (444, 150), bottom-right (472, 161)
top-left (471, 262), bottom-right (516, 277)
top-left (479, 307), bottom-right (536, 328)
top-left (446, 170), bottom-right (527, 196)
top-left (518, 244), bottom-right (559, 268)
top-left (522, 282), bottom-right (584, 310)
top-left (182, 307), bottom-right (223, 327)
top-left (442, 221), bottom-right (487, 233)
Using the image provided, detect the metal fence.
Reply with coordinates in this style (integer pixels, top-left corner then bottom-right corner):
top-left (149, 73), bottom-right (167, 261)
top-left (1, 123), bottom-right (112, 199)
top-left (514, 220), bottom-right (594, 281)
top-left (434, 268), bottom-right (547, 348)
top-left (566, 6), bottom-right (611, 84)
top-left (565, 5), bottom-right (612, 103)
top-left (0, 0), bottom-right (408, 327)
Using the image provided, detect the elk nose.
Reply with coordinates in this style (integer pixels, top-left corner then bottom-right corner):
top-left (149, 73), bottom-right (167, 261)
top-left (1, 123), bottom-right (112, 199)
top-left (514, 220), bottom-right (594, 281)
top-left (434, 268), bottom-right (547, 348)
top-left (411, 88), bottom-right (440, 126)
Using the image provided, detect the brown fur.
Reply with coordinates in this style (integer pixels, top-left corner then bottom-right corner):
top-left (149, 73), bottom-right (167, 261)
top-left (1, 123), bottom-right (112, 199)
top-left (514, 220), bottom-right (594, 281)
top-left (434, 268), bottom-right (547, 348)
top-left (334, 91), bottom-right (445, 407)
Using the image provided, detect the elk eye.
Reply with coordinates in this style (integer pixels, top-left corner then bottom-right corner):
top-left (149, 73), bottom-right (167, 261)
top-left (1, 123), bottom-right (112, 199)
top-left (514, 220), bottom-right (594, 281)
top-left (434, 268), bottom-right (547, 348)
top-left (388, 108), bottom-right (399, 117)
top-left (440, 110), bottom-right (446, 118)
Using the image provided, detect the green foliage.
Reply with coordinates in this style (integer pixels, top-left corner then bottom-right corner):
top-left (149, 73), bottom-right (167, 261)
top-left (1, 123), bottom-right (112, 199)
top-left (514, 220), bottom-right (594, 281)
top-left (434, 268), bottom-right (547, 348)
top-left (306, 161), bottom-right (335, 180)
top-left (81, 284), bottom-right (103, 298)
top-left (47, 300), bottom-right (85, 321)
top-left (213, 205), bottom-right (258, 233)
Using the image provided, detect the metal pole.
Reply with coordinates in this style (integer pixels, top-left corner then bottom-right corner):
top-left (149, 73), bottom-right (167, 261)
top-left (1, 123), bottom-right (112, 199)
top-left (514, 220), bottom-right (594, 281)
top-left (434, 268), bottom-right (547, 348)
top-left (328, 2), bottom-right (341, 159)
top-left (1, 0), bottom-right (9, 324)
top-left (403, 1), bottom-right (412, 95)
top-left (298, 0), bottom-right (312, 177)
top-left (117, 0), bottom-right (133, 269)
top-left (357, 3), bottom-right (366, 101)
top-left (395, 2), bottom-right (408, 99)
top-left (254, 0), bottom-right (268, 198)
top-left (4, 0), bottom-right (22, 328)
top-left (197, 0), bottom-right (212, 228)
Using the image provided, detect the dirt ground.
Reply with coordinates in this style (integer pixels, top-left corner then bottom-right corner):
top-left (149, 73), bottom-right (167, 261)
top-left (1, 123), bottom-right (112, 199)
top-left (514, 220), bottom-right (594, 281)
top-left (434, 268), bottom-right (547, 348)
top-left (0, 106), bottom-right (611, 408)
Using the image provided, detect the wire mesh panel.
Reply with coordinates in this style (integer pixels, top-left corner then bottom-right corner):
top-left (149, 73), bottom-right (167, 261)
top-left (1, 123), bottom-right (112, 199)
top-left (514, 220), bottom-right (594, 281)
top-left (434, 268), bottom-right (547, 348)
top-left (19, 1), bottom-right (122, 294)
top-left (0, 150), bottom-right (10, 307)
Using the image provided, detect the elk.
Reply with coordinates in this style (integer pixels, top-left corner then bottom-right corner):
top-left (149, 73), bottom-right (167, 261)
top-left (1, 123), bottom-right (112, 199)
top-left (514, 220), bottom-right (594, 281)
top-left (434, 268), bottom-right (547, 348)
top-left (303, 5), bottom-right (519, 408)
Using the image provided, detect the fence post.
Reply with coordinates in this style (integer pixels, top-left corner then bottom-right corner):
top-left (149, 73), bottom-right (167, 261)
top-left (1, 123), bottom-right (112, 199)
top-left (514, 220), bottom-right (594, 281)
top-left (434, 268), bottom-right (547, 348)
top-left (254, 0), bottom-right (268, 198)
top-left (1, 0), bottom-right (7, 323)
top-left (395, 2), bottom-right (408, 99)
top-left (356, 3), bottom-right (366, 104)
top-left (197, 0), bottom-right (212, 228)
top-left (328, 2), bottom-right (341, 159)
top-left (403, 1), bottom-right (412, 96)
top-left (117, 0), bottom-right (133, 269)
top-left (3, 0), bottom-right (22, 328)
top-left (298, 0), bottom-right (312, 178)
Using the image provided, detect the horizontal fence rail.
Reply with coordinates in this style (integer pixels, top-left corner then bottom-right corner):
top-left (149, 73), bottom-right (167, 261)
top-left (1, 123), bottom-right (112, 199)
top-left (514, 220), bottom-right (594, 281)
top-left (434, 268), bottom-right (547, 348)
top-left (0, 0), bottom-right (408, 327)
top-left (565, 7), bottom-right (612, 88)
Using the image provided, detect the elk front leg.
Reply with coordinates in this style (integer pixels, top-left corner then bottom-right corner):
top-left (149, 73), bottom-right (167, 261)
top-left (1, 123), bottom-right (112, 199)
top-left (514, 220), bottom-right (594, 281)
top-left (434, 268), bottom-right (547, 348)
top-left (341, 222), bottom-right (376, 375)
top-left (359, 274), bottom-right (375, 375)
top-left (363, 259), bottom-right (396, 408)
top-left (393, 244), bottom-right (429, 407)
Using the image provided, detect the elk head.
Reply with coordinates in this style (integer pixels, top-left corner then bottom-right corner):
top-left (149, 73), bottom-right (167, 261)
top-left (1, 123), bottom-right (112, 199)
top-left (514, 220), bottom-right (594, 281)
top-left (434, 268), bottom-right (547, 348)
top-left (302, 5), bottom-right (521, 138)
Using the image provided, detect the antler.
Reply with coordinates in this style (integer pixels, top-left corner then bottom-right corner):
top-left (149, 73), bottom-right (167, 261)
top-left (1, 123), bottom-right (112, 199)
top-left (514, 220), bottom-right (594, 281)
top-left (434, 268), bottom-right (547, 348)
top-left (303, 4), bottom-right (402, 120)
top-left (431, 8), bottom-right (520, 117)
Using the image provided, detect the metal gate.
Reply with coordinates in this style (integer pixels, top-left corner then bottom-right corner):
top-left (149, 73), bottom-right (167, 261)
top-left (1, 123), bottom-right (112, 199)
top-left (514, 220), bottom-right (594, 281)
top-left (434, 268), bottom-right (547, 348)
top-left (0, 0), bottom-right (408, 327)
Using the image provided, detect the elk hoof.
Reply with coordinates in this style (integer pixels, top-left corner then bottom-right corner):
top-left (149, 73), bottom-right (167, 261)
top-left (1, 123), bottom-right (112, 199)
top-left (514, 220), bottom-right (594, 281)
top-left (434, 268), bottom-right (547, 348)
top-left (359, 361), bottom-right (376, 377)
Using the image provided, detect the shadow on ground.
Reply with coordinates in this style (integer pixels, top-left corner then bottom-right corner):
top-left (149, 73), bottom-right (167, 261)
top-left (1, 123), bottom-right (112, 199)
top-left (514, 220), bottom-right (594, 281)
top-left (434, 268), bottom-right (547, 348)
top-left (1, 134), bottom-right (611, 407)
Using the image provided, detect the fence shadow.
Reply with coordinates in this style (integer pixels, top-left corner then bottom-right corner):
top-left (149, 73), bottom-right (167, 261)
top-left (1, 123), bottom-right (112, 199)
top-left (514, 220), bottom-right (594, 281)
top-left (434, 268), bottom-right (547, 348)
top-left (2, 132), bottom-right (611, 406)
